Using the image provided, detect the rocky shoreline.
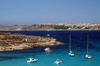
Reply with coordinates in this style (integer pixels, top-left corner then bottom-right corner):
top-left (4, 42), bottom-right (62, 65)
top-left (0, 32), bottom-right (65, 52)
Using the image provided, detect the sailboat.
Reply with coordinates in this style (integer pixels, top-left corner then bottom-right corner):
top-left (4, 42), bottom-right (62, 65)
top-left (69, 34), bottom-right (74, 57)
top-left (85, 35), bottom-right (92, 59)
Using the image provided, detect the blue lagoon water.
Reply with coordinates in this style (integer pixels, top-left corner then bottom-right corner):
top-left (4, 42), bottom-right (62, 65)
top-left (0, 31), bottom-right (100, 66)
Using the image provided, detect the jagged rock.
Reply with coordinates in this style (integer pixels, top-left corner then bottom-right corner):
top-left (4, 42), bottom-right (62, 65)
top-left (0, 32), bottom-right (65, 52)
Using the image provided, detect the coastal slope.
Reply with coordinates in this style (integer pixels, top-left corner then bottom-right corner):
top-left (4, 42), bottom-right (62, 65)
top-left (0, 32), bottom-right (64, 52)
top-left (0, 23), bottom-right (100, 31)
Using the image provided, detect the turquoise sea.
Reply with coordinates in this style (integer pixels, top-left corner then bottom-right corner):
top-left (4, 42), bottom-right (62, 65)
top-left (0, 31), bottom-right (100, 66)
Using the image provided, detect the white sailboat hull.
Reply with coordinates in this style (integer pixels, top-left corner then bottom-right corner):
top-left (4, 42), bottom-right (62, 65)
top-left (69, 51), bottom-right (74, 56)
top-left (69, 53), bottom-right (74, 56)
top-left (86, 54), bottom-right (92, 59)
top-left (87, 56), bottom-right (92, 59)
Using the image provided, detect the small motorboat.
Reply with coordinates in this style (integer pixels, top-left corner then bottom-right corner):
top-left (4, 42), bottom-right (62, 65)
top-left (47, 34), bottom-right (50, 36)
top-left (54, 59), bottom-right (62, 65)
top-left (69, 51), bottom-right (74, 57)
top-left (44, 47), bottom-right (52, 52)
top-left (27, 58), bottom-right (38, 63)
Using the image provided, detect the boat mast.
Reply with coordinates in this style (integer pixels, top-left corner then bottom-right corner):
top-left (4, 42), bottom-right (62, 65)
top-left (87, 34), bottom-right (89, 55)
top-left (69, 34), bottom-right (71, 51)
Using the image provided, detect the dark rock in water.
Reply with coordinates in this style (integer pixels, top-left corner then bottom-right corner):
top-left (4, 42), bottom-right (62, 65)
top-left (0, 32), bottom-right (65, 52)
top-left (0, 56), bottom-right (23, 61)
top-left (77, 53), bottom-right (83, 55)
top-left (81, 60), bottom-right (86, 61)
top-left (77, 48), bottom-right (86, 51)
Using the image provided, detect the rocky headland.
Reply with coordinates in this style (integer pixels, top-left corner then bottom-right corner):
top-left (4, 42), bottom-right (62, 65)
top-left (0, 32), bottom-right (65, 52)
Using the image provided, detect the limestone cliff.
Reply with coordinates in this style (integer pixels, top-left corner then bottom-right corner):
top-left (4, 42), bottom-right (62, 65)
top-left (0, 32), bottom-right (65, 52)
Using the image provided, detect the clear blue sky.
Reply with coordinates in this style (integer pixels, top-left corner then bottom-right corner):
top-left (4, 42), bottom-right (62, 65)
top-left (0, 0), bottom-right (100, 25)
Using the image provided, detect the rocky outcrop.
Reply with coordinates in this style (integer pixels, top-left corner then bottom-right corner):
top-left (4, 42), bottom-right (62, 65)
top-left (0, 32), bottom-right (65, 52)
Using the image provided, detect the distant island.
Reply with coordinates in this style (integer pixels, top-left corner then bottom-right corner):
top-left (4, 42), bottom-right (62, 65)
top-left (0, 23), bottom-right (100, 31)
top-left (0, 32), bottom-right (65, 52)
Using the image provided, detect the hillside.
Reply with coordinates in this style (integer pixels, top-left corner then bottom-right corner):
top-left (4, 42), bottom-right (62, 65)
top-left (0, 32), bottom-right (65, 52)
top-left (0, 23), bottom-right (100, 31)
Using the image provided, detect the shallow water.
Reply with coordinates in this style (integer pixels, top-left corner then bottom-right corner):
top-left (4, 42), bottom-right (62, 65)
top-left (0, 31), bottom-right (100, 66)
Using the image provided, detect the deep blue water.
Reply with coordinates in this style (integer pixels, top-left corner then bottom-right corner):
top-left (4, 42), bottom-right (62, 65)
top-left (0, 31), bottom-right (100, 66)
